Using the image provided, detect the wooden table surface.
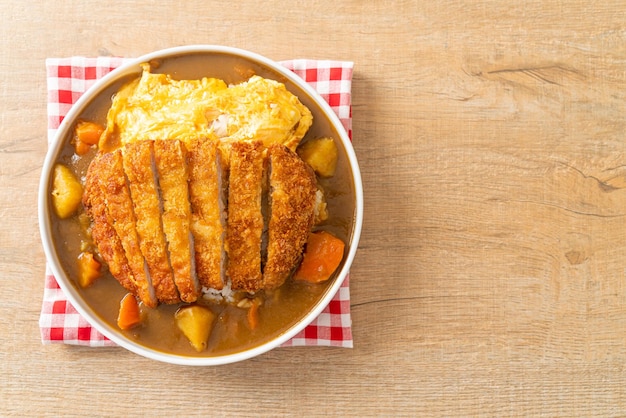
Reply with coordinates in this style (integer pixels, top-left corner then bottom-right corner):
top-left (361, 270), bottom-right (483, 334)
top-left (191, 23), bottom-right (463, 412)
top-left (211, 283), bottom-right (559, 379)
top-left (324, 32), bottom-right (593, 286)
top-left (2, 1), bottom-right (626, 415)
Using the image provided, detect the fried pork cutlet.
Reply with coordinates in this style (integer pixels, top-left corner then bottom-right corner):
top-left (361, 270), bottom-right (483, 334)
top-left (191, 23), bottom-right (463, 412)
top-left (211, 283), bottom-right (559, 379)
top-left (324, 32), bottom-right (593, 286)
top-left (188, 139), bottom-right (226, 290)
top-left (83, 152), bottom-right (137, 296)
top-left (154, 139), bottom-right (199, 303)
top-left (263, 144), bottom-right (317, 289)
top-left (123, 140), bottom-right (180, 304)
top-left (96, 150), bottom-right (157, 308)
top-left (84, 135), bottom-right (323, 307)
top-left (226, 141), bottom-right (265, 293)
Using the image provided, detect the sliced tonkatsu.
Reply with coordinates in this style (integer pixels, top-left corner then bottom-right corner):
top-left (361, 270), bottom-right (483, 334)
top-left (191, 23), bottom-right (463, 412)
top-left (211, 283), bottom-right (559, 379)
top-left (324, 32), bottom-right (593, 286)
top-left (188, 138), bottom-right (227, 290)
top-left (82, 152), bottom-right (137, 296)
top-left (123, 140), bottom-right (180, 304)
top-left (83, 138), bottom-right (322, 307)
top-left (94, 150), bottom-right (157, 308)
top-left (154, 139), bottom-right (199, 303)
top-left (262, 144), bottom-right (317, 289)
top-left (226, 141), bottom-right (265, 293)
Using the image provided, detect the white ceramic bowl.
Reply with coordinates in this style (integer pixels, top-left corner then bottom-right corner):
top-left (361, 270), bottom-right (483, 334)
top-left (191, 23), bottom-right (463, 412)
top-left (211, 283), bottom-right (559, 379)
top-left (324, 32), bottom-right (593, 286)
top-left (39, 45), bottom-right (363, 366)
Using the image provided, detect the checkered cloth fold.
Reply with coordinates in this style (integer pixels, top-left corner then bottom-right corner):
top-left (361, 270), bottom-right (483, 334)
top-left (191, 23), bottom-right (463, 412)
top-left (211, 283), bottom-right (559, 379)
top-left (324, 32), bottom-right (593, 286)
top-left (40, 57), bottom-right (354, 348)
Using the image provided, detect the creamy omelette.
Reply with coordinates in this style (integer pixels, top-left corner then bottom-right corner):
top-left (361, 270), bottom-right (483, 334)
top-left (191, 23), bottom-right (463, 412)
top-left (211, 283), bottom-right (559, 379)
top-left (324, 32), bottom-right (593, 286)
top-left (99, 63), bottom-right (313, 153)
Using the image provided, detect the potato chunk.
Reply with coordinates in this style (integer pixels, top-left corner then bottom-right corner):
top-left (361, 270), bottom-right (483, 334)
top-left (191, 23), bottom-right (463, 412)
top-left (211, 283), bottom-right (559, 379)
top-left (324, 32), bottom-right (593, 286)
top-left (175, 305), bottom-right (216, 352)
top-left (297, 137), bottom-right (338, 178)
top-left (51, 164), bottom-right (83, 219)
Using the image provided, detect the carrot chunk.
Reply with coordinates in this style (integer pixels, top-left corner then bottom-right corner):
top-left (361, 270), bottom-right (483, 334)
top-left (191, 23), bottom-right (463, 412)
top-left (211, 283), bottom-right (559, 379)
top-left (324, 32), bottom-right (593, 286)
top-left (75, 121), bottom-right (104, 145)
top-left (74, 139), bottom-right (92, 156)
top-left (247, 299), bottom-right (261, 330)
top-left (294, 231), bottom-right (345, 283)
top-left (77, 251), bottom-right (101, 288)
top-left (117, 293), bottom-right (142, 330)
top-left (73, 120), bottom-right (104, 155)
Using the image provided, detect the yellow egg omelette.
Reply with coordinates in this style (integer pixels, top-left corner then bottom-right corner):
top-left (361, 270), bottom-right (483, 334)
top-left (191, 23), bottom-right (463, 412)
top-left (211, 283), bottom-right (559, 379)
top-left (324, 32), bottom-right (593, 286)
top-left (99, 63), bottom-right (313, 153)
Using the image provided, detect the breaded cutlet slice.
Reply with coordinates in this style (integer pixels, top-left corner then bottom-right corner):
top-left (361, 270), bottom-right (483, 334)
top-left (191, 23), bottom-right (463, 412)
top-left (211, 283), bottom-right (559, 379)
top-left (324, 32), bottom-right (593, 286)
top-left (262, 144), bottom-right (317, 289)
top-left (154, 139), bottom-right (199, 303)
top-left (188, 139), bottom-right (226, 290)
top-left (226, 141), bottom-right (265, 293)
top-left (123, 140), bottom-right (180, 304)
top-left (83, 152), bottom-right (137, 295)
top-left (97, 150), bottom-right (157, 308)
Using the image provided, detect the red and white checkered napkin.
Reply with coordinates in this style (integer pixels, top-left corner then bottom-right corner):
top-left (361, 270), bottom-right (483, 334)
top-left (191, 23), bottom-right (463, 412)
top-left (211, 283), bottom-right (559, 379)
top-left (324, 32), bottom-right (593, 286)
top-left (40, 57), bottom-right (354, 349)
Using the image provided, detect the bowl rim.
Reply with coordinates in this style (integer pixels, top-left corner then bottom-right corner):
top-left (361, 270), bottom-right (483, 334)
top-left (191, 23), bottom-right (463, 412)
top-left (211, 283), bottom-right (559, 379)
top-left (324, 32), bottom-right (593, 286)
top-left (38, 45), bottom-right (363, 366)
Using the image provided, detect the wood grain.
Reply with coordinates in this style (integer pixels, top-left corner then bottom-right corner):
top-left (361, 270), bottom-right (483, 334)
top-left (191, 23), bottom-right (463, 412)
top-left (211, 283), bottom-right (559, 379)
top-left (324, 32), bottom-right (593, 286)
top-left (2, 0), bottom-right (626, 415)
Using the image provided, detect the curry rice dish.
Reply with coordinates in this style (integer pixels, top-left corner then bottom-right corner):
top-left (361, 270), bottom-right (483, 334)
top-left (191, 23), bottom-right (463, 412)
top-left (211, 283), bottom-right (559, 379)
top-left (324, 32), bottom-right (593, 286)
top-left (50, 62), bottom-right (352, 356)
